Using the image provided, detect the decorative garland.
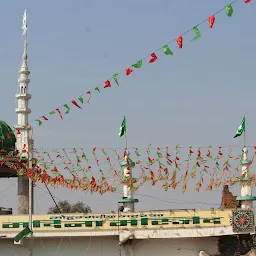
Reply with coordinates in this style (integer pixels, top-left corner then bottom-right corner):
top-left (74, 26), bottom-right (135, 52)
top-left (1, 145), bottom-right (256, 193)
top-left (23, 0), bottom-right (252, 129)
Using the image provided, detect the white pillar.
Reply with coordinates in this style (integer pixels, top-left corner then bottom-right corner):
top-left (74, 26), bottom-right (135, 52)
top-left (118, 152), bottom-right (138, 212)
top-left (238, 147), bottom-right (256, 210)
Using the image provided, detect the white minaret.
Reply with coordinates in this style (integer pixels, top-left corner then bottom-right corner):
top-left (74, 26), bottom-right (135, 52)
top-left (118, 151), bottom-right (138, 212)
top-left (236, 147), bottom-right (256, 210)
top-left (14, 39), bottom-right (33, 215)
top-left (15, 40), bottom-right (31, 154)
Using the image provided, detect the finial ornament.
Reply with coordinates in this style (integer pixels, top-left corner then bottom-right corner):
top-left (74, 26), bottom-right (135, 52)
top-left (22, 9), bottom-right (27, 36)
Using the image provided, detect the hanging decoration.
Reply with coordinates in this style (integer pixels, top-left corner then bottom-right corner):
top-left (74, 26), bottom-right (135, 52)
top-left (1, 145), bottom-right (256, 193)
top-left (26, 0), bottom-right (251, 127)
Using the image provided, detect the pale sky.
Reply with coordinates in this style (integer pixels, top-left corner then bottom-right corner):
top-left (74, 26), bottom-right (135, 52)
top-left (0, 0), bottom-right (256, 214)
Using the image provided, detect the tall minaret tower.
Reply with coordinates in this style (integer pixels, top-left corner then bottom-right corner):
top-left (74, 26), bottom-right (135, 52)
top-left (236, 147), bottom-right (256, 209)
top-left (14, 39), bottom-right (33, 215)
top-left (118, 151), bottom-right (138, 212)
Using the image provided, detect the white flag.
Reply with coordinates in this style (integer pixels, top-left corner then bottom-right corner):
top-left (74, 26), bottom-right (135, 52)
top-left (22, 9), bottom-right (27, 36)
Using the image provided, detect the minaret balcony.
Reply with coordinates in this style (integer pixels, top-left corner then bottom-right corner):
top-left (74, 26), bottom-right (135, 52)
top-left (236, 196), bottom-right (256, 201)
top-left (15, 108), bottom-right (31, 114)
top-left (14, 124), bottom-right (31, 130)
top-left (19, 70), bottom-right (30, 75)
top-left (18, 78), bottom-right (30, 84)
top-left (16, 93), bottom-right (31, 100)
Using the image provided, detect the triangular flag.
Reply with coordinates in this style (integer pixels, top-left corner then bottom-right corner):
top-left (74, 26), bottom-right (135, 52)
top-left (86, 91), bottom-right (91, 104)
top-left (176, 36), bottom-right (183, 49)
top-left (104, 80), bottom-right (111, 88)
top-left (125, 68), bottom-right (133, 75)
top-left (64, 104), bottom-right (70, 114)
top-left (132, 60), bottom-right (142, 68)
top-left (35, 119), bottom-right (42, 126)
top-left (113, 73), bottom-right (119, 86)
top-left (71, 100), bottom-right (82, 109)
top-left (208, 15), bottom-right (215, 28)
top-left (149, 53), bottom-right (157, 63)
top-left (192, 26), bottom-right (201, 40)
top-left (162, 45), bottom-right (174, 56)
top-left (94, 86), bottom-right (100, 93)
top-left (78, 96), bottom-right (84, 104)
top-left (226, 4), bottom-right (233, 17)
top-left (56, 108), bottom-right (63, 120)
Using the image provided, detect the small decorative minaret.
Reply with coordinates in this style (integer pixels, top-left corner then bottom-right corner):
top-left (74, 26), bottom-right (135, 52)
top-left (14, 39), bottom-right (33, 215)
top-left (118, 151), bottom-right (138, 212)
top-left (236, 147), bottom-right (256, 210)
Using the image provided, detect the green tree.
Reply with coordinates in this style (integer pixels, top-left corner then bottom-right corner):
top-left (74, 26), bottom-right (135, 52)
top-left (47, 200), bottom-right (92, 214)
top-left (218, 235), bottom-right (253, 256)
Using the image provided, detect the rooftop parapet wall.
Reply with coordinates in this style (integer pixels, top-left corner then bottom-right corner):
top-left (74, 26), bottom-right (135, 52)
top-left (0, 210), bottom-right (233, 233)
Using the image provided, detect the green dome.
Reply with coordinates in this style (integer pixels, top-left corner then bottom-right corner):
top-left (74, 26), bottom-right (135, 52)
top-left (0, 121), bottom-right (16, 154)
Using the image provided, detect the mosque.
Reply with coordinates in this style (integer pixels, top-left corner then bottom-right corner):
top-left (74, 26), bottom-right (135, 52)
top-left (0, 26), bottom-right (255, 256)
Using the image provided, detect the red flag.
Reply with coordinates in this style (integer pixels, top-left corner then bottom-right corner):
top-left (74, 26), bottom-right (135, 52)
top-left (149, 53), bottom-right (157, 63)
top-left (244, 0), bottom-right (251, 3)
top-left (86, 91), bottom-right (91, 103)
top-left (176, 36), bottom-right (183, 49)
top-left (42, 116), bottom-right (48, 120)
top-left (125, 68), bottom-right (133, 75)
top-left (56, 108), bottom-right (63, 120)
top-left (71, 100), bottom-right (82, 109)
top-left (104, 80), bottom-right (111, 88)
top-left (17, 129), bottom-right (21, 135)
top-left (208, 15), bottom-right (215, 28)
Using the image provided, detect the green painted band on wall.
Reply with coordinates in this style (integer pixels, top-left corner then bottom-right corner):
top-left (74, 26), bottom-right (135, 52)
top-left (2, 216), bottom-right (224, 229)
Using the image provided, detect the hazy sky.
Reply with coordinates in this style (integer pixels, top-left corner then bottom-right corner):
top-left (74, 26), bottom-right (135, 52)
top-left (0, 0), bottom-right (256, 215)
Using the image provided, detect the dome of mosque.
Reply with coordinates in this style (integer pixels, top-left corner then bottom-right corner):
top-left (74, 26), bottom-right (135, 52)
top-left (0, 121), bottom-right (16, 154)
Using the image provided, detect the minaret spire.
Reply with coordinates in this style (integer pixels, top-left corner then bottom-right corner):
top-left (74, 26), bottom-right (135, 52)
top-left (21, 40), bottom-right (28, 69)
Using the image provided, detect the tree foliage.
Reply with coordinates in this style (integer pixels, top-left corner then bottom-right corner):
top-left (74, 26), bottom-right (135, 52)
top-left (47, 200), bottom-right (92, 214)
top-left (218, 234), bottom-right (254, 256)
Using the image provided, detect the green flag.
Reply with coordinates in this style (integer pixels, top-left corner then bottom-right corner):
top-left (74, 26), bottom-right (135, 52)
top-left (14, 227), bottom-right (32, 242)
top-left (132, 60), bottom-right (142, 68)
top-left (226, 4), bottom-right (233, 17)
top-left (234, 116), bottom-right (245, 138)
top-left (192, 26), bottom-right (201, 40)
top-left (64, 104), bottom-right (71, 114)
top-left (162, 45), bottom-right (174, 56)
top-left (118, 116), bottom-right (126, 139)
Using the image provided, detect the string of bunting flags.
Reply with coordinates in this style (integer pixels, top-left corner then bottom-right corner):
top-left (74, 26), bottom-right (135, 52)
top-left (22, 0), bottom-right (252, 130)
top-left (1, 145), bottom-right (256, 193)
